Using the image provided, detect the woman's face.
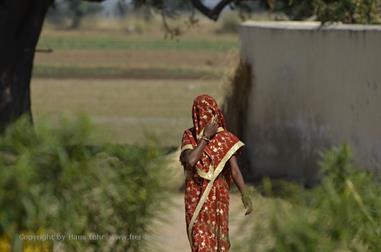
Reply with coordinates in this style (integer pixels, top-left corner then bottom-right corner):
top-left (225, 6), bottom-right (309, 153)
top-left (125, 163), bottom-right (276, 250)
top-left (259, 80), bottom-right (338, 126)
top-left (192, 95), bottom-right (224, 134)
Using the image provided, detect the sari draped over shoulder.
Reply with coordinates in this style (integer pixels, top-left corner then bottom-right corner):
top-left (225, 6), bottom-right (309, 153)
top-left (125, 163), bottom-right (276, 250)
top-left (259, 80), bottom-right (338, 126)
top-left (180, 95), bottom-right (244, 252)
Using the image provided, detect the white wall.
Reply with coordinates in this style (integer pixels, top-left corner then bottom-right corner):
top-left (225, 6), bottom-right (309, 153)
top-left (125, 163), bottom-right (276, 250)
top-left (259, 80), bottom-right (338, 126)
top-left (240, 21), bottom-right (381, 186)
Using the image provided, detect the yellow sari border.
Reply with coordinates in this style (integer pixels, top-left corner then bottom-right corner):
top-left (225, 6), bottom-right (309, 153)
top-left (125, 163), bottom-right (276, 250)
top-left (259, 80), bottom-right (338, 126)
top-left (196, 165), bottom-right (214, 180)
top-left (187, 140), bottom-right (245, 247)
top-left (181, 144), bottom-right (194, 153)
top-left (212, 140), bottom-right (244, 181)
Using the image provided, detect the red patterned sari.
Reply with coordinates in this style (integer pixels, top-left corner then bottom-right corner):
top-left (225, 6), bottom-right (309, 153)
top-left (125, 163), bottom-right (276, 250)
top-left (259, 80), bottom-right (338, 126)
top-left (180, 95), bottom-right (244, 252)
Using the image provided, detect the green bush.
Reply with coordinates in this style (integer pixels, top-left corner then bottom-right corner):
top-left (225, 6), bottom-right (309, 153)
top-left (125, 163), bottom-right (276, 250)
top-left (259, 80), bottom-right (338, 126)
top-left (313, 0), bottom-right (381, 24)
top-left (273, 0), bottom-right (381, 24)
top-left (239, 144), bottom-right (381, 252)
top-left (0, 115), bottom-right (171, 251)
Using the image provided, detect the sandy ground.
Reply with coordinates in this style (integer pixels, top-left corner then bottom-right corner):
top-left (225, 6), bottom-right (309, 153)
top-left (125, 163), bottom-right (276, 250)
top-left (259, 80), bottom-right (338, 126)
top-left (147, 193), bottom-right (245, 252)
top-left (146, 192), bottom-right (248, 252)
top-left (141, 150), bottom-right (252, 252)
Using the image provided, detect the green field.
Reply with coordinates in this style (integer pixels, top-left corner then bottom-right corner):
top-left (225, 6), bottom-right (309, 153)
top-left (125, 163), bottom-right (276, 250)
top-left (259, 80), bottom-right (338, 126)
top-left (32, 25), bottom-right (238, 147)
top-left (31, 78), bottom-right (225, 146)
top-left (38, 32), bottom-right (237, 51)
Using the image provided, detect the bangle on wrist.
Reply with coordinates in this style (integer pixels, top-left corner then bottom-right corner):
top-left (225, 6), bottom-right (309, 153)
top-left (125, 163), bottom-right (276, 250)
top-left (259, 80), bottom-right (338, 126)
top-left (201, 135), bottom-right (210, 143)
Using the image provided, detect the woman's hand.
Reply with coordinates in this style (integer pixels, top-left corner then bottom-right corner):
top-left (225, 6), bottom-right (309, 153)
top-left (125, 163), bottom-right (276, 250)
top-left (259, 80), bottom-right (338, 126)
top-left (241, 188), bottom-right (253, 216)
top-left (180, 116), bottom-right (218, 171)
top-left (203, 116), bottom-right (218, 139)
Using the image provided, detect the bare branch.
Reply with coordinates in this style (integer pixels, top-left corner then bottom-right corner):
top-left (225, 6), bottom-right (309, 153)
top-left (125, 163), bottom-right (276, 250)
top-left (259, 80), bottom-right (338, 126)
top-left (185, 7), bottom-right (200, 29)
top-left (161, 11), bottom-right (182, 39)
top-left (190, 0), bottom-right (234, 21)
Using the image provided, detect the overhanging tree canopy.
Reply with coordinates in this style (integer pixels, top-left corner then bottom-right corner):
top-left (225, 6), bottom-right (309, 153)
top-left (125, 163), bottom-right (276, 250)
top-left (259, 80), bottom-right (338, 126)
top-left (1, 0), bottom-right (380, 131)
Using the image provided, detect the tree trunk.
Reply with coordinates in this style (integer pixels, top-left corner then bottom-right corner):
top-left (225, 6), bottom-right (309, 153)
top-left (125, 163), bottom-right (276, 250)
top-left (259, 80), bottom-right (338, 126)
top-left (0, 0), bottom-right (52, 132)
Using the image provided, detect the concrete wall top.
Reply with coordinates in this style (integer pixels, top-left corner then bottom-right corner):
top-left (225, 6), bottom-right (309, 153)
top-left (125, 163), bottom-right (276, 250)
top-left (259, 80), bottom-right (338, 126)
top-left (242, 21), bottom-right (381, 31)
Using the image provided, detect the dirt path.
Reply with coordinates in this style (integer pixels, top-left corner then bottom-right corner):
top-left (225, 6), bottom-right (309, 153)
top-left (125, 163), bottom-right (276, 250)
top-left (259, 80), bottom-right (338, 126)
top-left (147, 192), bottom-right (248, 252)
top-left (142, 151), bottom-right (251, 251)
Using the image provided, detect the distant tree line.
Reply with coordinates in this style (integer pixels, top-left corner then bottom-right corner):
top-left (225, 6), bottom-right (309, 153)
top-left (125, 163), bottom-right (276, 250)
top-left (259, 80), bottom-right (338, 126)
top-left (47, 0), bottom-right (381, 29)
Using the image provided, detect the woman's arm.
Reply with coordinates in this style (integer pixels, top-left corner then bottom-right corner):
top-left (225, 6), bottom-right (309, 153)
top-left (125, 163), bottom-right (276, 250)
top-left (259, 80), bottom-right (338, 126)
top-left (180, 139), bottom-right (208, 168)
top-left (229, 155), bottom-right (246, 194)
top-left (180, 120), bottom-right (218, 168)
top-left (230, 155), bottom-right (253, 215)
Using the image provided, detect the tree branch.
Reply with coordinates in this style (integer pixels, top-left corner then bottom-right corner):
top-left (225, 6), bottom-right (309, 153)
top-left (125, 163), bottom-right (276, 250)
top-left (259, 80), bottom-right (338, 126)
top-left (161, 11), bottom-right (181, 39)
top-left (190, 0), bottom-right (235, 21)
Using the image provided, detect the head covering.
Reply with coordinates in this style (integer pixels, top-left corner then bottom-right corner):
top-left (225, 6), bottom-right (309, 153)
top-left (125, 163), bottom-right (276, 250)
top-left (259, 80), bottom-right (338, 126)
top-left (181, 94), bottom-right (244, 182)
top-left (192, 94), bottom-right (225, 138)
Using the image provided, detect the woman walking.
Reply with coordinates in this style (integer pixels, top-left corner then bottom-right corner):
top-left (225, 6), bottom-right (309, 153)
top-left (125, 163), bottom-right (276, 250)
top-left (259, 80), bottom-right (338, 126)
top-left (180, 94), bottom-right (253, 252)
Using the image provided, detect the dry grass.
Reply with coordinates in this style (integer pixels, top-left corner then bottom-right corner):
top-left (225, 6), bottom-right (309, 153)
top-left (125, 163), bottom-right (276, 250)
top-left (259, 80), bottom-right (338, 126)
top-left (34, 49), bottom-right (231, 79)
top-left (44, 14), bottom-right (235, 37)
top-left (35, 49), bottom-right (231, 70)
top-left (35, 27), bottom-right (238, 79)
top-left (38, 29), bottom-right (238, 51)
top-left (31, 18), bottom-right (239, 146)
top-left (31, 78), bottom-right (225, 146)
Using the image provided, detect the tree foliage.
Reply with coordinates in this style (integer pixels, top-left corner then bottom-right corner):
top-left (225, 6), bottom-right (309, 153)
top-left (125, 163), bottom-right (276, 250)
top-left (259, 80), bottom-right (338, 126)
top-left (273, 0), bottom-right (381, 23)
top-left (238, 144), bottom-right (381, 251)
top-left (0, 115), bottom-right (171, 251)
top-left (57, 0), bottom-right (381, 31)
top-left (313, 0), bottom-right (381, 23)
